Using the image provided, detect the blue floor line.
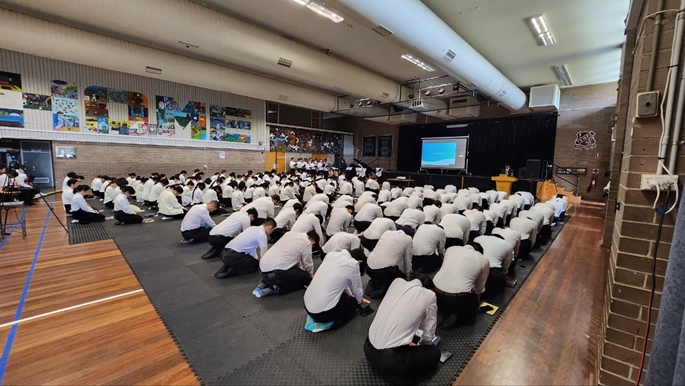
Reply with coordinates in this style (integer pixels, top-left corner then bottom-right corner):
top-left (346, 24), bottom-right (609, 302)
top-left (0, 207), bottom-right (30, 252)
top-left (0, 200), bottom-right (52, 384)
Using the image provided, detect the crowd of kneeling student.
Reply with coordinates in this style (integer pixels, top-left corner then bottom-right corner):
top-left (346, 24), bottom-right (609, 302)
top-left (59, 167), bottom-right (569, 381)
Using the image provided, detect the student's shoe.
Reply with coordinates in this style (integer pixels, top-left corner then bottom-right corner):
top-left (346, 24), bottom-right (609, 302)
top-left (253, 286), bottom-right (277, 298)
top-left (105, 216), bottom-right (114, 220)
top-left (201, 247), bottom-right (218, 260)
top-left (369, 285), bottom-right (388, 300)
top-left (214, 266), bottom-right (234, 279)
top-left (161, 217), bottom-right (173, 221)
top-left (114, 222), bottom-right (123, 225)
top-left (70, 219), bottom-right (79, 224)
top-left (180, 238), bottom-right (194, 244)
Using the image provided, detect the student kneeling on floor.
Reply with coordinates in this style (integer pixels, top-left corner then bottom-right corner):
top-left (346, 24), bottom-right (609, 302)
top-left (180, 201), bottom-right (219, 244)
top-left (252, 230), bottom-right (319, 298)
top-left (113, 186), bottom-right (143, 225)
top-left (214, 218), bottom-right (276, 279)
top-left (364, 275), bottom-right (440, 381)
top-left (201, 208), bottom-right (257, 260)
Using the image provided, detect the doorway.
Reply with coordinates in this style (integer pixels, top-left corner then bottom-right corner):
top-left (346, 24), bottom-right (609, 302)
top-left (0, 139), bottom-right (54, 188)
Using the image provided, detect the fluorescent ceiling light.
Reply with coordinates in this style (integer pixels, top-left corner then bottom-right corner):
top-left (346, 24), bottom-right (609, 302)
top-left (401, 54), bottom-right (435, 72)
top-left (552, 64), bottom-right (573, 86)
top-left (290, 0), bottom-right (344, 23)
top-left (527, 15), bottom-right (555, 46)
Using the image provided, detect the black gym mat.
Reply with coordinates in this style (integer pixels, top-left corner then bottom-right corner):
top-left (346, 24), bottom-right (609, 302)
top-left (67, 219), bottom-right (110, 245)
top-left (93, 196), bottom-right (568, 385)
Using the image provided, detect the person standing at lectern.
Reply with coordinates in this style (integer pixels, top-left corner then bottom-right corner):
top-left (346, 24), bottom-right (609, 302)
top-left (501, 163), bottom-right (514, 177)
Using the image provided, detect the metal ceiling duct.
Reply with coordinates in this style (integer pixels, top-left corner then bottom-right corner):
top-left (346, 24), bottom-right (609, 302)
top-left (333, 0), bottom-right (528, 111)
top-left (0, 0), bottom-right (400, 103)
top-left (0, 9), bottom-right (338, 112)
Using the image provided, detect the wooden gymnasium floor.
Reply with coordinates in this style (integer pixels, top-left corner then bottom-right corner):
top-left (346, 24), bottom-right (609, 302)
top-left (0, 194), bottom-right (607, 385)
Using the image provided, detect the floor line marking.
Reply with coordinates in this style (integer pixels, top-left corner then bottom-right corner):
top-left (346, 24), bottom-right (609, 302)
top-left (0, 289), bottom-right (145, 329)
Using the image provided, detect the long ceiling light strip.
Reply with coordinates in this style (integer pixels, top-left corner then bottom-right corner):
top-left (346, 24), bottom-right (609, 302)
top-left (401, 54), bottom-right (435, 72)
top-left (528, 15), bottom-right (555, 46)
top-left (290, 0), bottom-right (344, 23)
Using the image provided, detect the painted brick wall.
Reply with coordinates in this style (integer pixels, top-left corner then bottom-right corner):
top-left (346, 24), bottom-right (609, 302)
top-left (53, 141), bottom-right (264, 182)
top-left (598, 0), bottom-right (684, 384)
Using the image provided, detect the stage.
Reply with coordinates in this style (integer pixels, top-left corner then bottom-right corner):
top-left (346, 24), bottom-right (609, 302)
top-left (379, 171), bottom-right (543, 197)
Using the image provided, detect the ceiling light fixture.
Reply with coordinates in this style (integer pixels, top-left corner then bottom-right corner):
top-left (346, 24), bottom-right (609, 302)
top-left (527, 15), bottom-right (555, 46)
top-left (401, 54), bottom-right (435, 72)
top-left (552, 64), bottom-right (573, 86)
top-left (424, 88), bottom-right (432, 96)
top-left (290, 0), bottom-right (344, 23)
top-left (438, 87), bottom-right (445, 94)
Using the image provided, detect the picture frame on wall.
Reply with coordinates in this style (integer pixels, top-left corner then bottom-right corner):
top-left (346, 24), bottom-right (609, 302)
top-left (55, 146), bottom-right (76, 159)
top-left (378, 135), bottom-right (393, 157)
top-left (362, 136), bottom-right (376, 157)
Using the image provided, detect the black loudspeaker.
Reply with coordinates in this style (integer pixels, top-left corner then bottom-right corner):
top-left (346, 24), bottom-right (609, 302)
top-left (519, 167), bottom-right (526, 178)
top-left (525, 159), bottom-right (542, 179)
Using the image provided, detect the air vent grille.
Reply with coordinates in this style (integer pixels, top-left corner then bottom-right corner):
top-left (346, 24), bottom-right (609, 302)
top-left (442, 50), bottom-right (456, 63)
top-left (278, 57), bottom-right (293, 68)
top-left (372, 25), bottom-right (393, 36)
top-left (145, 66), bottom-right (162, 75)
top-left (278, 94), bottom-right (288, 101)
top-left (380, 92), bottom-right (390, 99)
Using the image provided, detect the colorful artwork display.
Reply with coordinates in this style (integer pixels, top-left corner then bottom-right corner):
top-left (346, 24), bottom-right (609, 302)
top-left (210, 104), bottom-right (251, 143)
top-left (108, 89), bottom-right (127, 104)
top-left (84, 86), bottom-right (108, 118)
top-left (269, 125), bottom-right (343, 154)
top-left (23, 93), bottom-right (52, 110)
top-left (51, 80), bottom-right (79, 131)
top-left (226, 133), bottom-right (251, 143)
top-left (0, 71), bottom-right (24, 128)
top-left (109, 120), bottom-right (129, 135)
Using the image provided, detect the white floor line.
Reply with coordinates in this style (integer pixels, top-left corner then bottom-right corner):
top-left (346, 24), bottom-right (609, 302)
top-left (0, 289), bottom-right (144, 329)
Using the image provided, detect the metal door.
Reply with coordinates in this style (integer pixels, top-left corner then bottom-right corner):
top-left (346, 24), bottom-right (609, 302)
top-left (20, 140), bottom-right (54, 188)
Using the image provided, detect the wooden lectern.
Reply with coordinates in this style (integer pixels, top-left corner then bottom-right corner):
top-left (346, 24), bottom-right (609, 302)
top-left (491, 174), bottom-right (518, 196)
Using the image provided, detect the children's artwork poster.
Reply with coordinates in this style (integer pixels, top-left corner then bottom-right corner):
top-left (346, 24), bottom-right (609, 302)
top-left (186, 101), bottom-right (206, 140)
top-left (226, 107), bottom-right (252, 119)
top-left (269, 125), bottom-right (342, 154)
top-left (84, 86), bottom-right (108, 118)
top-left (85, 117), bottom-right (110, 134)
top-left (226, 133), bottom-right (251, 143)
top-left (228, 119), bottom-right (251, 130)
top-left (129, 121), bottom-right (149, 136)
top-left (23, 93), bottom-right (52, 111)
top-left (51, 80), bottom-right (79, 131)
top-left (108, 89), bottom-right (127, 104)
top-left (210, 103), bottom-right (251, 143)
top-left (0, 71), bottom-right (24, 128)
top-left (210, 116), bottom-right (226, 141)
top-left (156, 95), bottom-right (200, 138)
top-left (109, 119), bottom-right (129, 135)
top-left (147, 123), bottom-right (158, 135)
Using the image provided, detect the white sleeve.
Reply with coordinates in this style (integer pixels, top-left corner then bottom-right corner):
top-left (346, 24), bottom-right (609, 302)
top-left (301, 246), bottom-right (314, 275)
top-left (313, 218), bottom-right (324, 244)
top-left (242, 218), bottom-right (250, 232)
top-left (502, 248), bottom-right (513, 273)
top-left (474, 261), bottom-right (489, 294)
top-left (437, 232), bottom-right (446, 256)
top-left (419, 296), bottom-right (438, 344)
top-left (258, 236), bottom-right (268, 259)
top-left (123, 201), bottom-right (136, 215)
top-left (479, 217), bottom-right (486, 235)
top-left (348, 267), bottom-right (363, 303)
top-left (403, 240), bottom-right (413, 276)
top-left (203, 211), bottom-right (216, 227)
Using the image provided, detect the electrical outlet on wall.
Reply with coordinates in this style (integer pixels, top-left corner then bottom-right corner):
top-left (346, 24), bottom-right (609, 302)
top-left (640, 174), bottom-right (679, 191)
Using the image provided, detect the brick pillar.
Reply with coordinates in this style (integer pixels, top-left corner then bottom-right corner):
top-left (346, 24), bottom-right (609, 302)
top-left (599, 0), bottom-right (683, 384)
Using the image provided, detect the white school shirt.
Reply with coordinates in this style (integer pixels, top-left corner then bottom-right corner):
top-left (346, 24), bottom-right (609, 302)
top-left (366, 179), bottom-right (379, 190)
top-left (304, 250), bottom-right (363, 313)
top-left (181, 186), bottom-right (193, 206)
top-left (489, 202), bottom-right (509, 220)
top-left (518, 210), bottom-right (544, 230)
top-left (464, 209), bottom-right (487, 235)
top-left (390, 187), bottom-right (402, 199)
top-left (279, 186), bottom-right (297, 201)
top-left (434, 245), bottom-right (490, 295)
top-left (367, 231), bottom-right (413, 275)
top-left (322, 233), bottom-right (361, 254)
top-left (383, 197), bottom-right (408, 217)
top-left (412, 224), bottom-right (446, 256)
top-left (354, 203), bottom-right (383, 223)
top-left (339, 181), bottom-right (353, 195)
top-left (70, 192), bottom-right (96, 213)
top-left (291, 213), bottom-right (324, 244)
top-left (253, 187), bottom-right (266, 200)
top-left (474, 235), bottom-right (514, 272)
top-left (244, 187), bottom-right (255, 200)
top-left (510, 217), bottom-right (538, 245)
top-left (61, 176), bottom-right (71, 191)
top-left (225, 226), bottom-right (268, 259)
top-left (486, 190), bottom-right (499, 204)
top-left (353, 180), bottom-right (365, 197)
top-left (355, 193), bottom-right (377, 212)
top-left (113, 193), bottom-right (135, 215)
top-left (531, 204), bottom-right (555, 226)
top-left (103, 185), bottom-right (119, 204)
top-left (142, 179), bottom-right (154, 200)
top-left (99, 180), bottom-right (111, 194)
top-left (362, 218), bottom-right (397, 240)
top-left (332, 195), bottom-right (354, 208)
top-left (440, 203), bottom-right (459, 218)
top-left (377, 190), bottom-right (391, 203)
top-left (62, 188), bottom-right (75, 205)
top-left (306, 194), bottom-right (330, 207)
top-left (407, 194), bottom-right (423, 209)
top-left (453, 196), bottom-right (472, 211)
top-left (303, 200), bottom-right (328, 219)
top-left (441, 192), bottom-right (457, 204)
top-left (241, 196), bottom-right (275, 219)
top-left (445, 184), bottom-right (457, 194)
top-left (491, 228), bottom-right (522, 258)
top-left (222, 184), bottom-right (234, 199)
top-left (290, 161), bottom-right (296, 169)
top-left (134, 182), bottom-right (145, 203)
top-left (126, 177), bottom-right (136, 186)
top-left (210, 211), bottom-right (251, 238)
top-left (497, 191), bottom-right (508, 202)
top-left (548, 198), bottom-right (566, 217)
top-left (190, 187), bottom-right (204, 205)
top-left (483, 209), bottom-right (499, 224)
top-left (149, 184), bottom-right (166, 202)
top-left (91, 178), bottom-right (103, 192)
top-left (423, 205), bottom-right (442, 224)
top-left (439, 214), bottom-right (471, 242)
top-left (303, 184), bottom-right (317, 202)
top-left (326, 208), bottom-right (353, 235)
top-left (324, 184), bottom-right (335, 196)
top-left (274, 207), bottom-right (298, 230)
top-left (368, 278), bottom-right (437, 349)
top-left (231, 190), bottom-right (245, 211)
top-left (401, 187), bottom-right (414, 197)
top-left (395, 208), bottom-right (425, 230)
top-left (281, 198), bottom-right (300, 211)
top-left (158, 190), bottom-right (184, 215)
top-left (260, 232), bottom-right (314, 274)
top-left (507, 194), bottom-right (524, 210)
top-left (423, 189), bottom-right (436, 200)
top-left (268, 184), bottom-right (280, 197)
top-left (178, 175), bottom-right (186, 183)
top-left (315, 178), bottom-right (327, 191)
top-left (180, 204), bottom-right (216, 231)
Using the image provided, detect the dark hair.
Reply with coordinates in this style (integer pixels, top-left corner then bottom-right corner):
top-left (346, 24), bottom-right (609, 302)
top-left (410, 273), bottom-right (434, 290)
top-left (159, 178), bottom-right (169, 185)
top-left (180, 170), bottom-right (187, 174)
top-left (306, 230), bottom-right (320, 245)
top-left (433, 200), bottom-right (442, 208)
top-left (171, 186), bottom-right (183, 194)
top-left (345, 205), bottom-right (355, 212)
top-left (77, 175), bottom-right (85, 180)
top-left (116, 178), bottom-right (128, 188)
top-left (470, 242), bottom-right (484, 254)
top-left (262, 217), bottom-right (277, 228)
top-left (196, 182), bottom-right (206, 190)
top-left (270, 195), bottom-right (280, 202)
top-left (204, 178), bottom-right (212, 185)
top-left (293, 203), bottom-right (303, 213)
top-left (67, 172), bottom-right (77, 178)
top-left (237, 181), bottom-right (246, 190)
top-left (75, 185), bottom-right (90, 193)
top-left (122, 186), bottom-right (135, 195)
top-left (246, 208), bottom-right (259, 218)
top-left (129, 173), bottom-right (137, 177)
top-left (67, 178), bottom-right (78, 187)
top-left (491, 234), bottom-right (505, 240)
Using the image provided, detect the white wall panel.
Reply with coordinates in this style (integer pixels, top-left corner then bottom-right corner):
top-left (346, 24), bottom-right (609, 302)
top-left (0, 49), bottom-right (268, 150)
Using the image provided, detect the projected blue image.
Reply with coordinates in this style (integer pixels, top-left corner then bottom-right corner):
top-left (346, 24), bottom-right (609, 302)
top-left (422, 142), bottom-right (457, 166)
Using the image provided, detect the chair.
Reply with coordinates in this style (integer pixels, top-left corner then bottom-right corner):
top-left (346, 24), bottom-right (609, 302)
top-left (1, 201), bottom-right (27, 240)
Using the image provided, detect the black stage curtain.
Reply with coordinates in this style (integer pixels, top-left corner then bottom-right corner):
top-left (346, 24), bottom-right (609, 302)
top-left (396, 114), bottom-right (557, 176)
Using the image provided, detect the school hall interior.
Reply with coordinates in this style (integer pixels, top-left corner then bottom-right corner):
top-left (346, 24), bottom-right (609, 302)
top-left (1, 0), bottom-right (684, 385)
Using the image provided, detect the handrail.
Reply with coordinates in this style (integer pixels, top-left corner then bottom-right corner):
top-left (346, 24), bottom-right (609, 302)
top-left (552, 173), bottom-right (580, 196)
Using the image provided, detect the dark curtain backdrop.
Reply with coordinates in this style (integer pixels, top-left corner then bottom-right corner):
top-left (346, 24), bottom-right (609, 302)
top-left (396, 114), bottom-right (557, 176)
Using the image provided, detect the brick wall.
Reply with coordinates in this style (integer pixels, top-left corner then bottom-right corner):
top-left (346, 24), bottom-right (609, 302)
top-left (53, 141), bottom-right (264, 182)
top-left (553, 83), bottom-right (617, 201)
top-left (598, 0), bottom-right (684, 384)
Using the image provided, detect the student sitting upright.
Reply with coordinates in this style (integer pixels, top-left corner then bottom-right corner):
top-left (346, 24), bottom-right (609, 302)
top-left (71, 185), bottom-right (107, 224)
top-left (113, 186), bottom-right (143, 225)
top-left (159, 186), bottom-right (188, 220)
top-left (179, 201), bottom-right (219, 244)
top-left (252, 231), bottom-right (319, 298)
top-left (62, 178), bottom-right (78, 215)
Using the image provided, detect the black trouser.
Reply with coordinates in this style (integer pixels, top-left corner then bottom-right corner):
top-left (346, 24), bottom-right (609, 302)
top-left (270, 227), bottom-right (288, 243)
top-left (363, 338), bottom-right (440, 380)
top-left (469, 230), bottom-right (480, 243)
top-left (17, 188), bottom-right (36, 205)
top-left (72, 209), bottom-right (105, 224)
top-left (360, 235), bottom-right (379, 252)
top-left (395, 224), bottom-right (415, 237)
top-left (524, 204), bottom-right (531, 211)
top-left (539, 224), bottom-right (551, 243)
top-left (412, 254), bottom-right (441, 273)
top-left (181, 227), bottom-right (210, 243)
top-left (114, 211), bottom-right (143, 224)
top-left (64, 204), bottom-right (71, 214)
top-left (436, 291), bottom-right (479, 329)
top-left (252, 217), bottom-right (265, 226)
top-left (220, 249), bottom-right (259, 276)
top-left (366, 265), bottom-right (404, 293)
top-left (105, 201), bottom-right (114, 209)
top-left (445, 237), bottom-right (463, 249)
top-left (485, 221), bottom-right (495, 235)
top-left (261, 266), bottom-right (311, 294)
top-left (307, 293), bottom-right (358, 328)
top-left (208, 234), bottom-right (232, 250)
top-left (221, 197), bottom-right (232, 207)
top-left (518, 239), bottom-right (532, 259)
top-left (497, 217), bottom-right (505, 228)
top-left (486, 267), bottom-right (505, 294)
top-left (353, 220), bottom-right (371, 233)
top-left (144, 200), bottom-right (155, 207)
top-left (385, 216), bottom-right (399, 222)
top-left (161, 212), bottom-right (185, 219)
